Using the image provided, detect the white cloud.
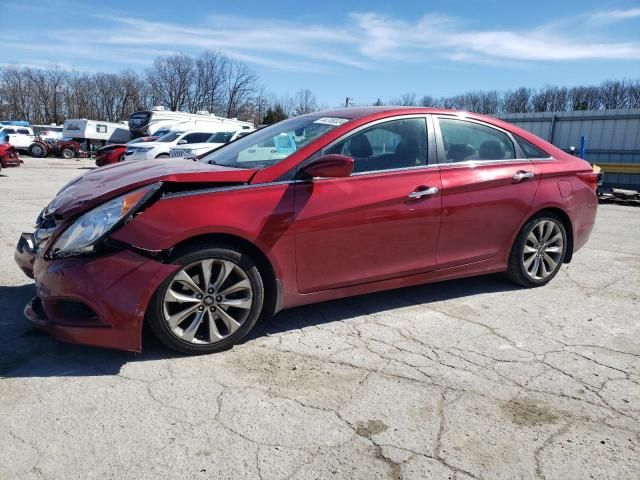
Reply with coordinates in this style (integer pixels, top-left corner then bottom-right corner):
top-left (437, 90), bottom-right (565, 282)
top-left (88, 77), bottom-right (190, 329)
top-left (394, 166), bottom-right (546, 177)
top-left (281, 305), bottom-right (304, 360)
top-left (3, 8), bottom-right (640, 73)
top-left (589, 7), bottom-right (640, 24)
top-left (350, 12), bottom-right (640, 63)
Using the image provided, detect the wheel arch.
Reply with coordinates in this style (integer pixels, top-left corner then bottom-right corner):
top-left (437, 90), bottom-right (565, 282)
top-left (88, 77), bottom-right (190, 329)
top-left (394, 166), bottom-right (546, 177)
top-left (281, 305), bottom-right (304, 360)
top-left (524, 207), bottom-right (575, 263)
top-left (167, 233), bottom-right (281, 315)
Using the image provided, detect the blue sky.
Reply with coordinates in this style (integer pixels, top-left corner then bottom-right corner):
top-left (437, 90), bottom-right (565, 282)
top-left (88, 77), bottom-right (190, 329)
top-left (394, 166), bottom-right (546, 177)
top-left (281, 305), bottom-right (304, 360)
top-left (1, 0), bottom-right (639, 107)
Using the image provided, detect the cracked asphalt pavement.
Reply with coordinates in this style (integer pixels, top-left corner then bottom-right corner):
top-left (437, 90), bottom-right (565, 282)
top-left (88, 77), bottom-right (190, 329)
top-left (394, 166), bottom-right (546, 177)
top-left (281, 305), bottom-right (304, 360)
top-left (1, 158), bottom-right (639, 479)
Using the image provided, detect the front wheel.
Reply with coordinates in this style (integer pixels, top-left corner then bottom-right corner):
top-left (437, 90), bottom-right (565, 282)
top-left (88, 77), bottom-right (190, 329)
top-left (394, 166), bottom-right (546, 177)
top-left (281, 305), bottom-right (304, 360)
top-left (118, 153), bottom-right (125, 162)
top-left (61, 148), bottom-right (75, 159)
top-left (29, 142), bottom-right (47, 158)
top-left (148, 244), bottom-right (264, 354)
top-left (505, 214), bottom-right (567, 287)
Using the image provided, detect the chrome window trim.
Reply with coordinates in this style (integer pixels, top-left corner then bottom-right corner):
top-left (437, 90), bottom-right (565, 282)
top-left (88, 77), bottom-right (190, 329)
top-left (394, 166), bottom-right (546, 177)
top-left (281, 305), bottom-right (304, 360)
top-left (349, 162), bottom-right (440, 177)
top-left (293, 114), bottom-right (436, 178)
top-left (437, 158), bottom-right (533, 169)
top-left (161, 180), bottom-right (304, 199)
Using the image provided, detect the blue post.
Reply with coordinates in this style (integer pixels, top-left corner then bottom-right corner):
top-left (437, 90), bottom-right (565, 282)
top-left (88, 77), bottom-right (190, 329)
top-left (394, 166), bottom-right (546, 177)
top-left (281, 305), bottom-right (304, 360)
top-left (579, 135), bottom-right (586, 159)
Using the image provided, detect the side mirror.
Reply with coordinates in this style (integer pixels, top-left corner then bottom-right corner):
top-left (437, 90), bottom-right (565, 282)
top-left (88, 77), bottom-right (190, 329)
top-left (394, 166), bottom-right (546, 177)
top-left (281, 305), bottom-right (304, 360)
top-left (302, 154), bottom-right (354, 178)
top-left (178, 139), bottom-right (187, 145)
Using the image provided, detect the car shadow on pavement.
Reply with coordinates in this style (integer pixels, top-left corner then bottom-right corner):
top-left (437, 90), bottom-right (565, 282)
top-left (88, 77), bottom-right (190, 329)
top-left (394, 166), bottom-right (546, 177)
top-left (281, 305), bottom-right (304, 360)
top-left (0, 275), bottom-right (519, 378)
top-left (246, 273), bottom-right (520, 341)
top-left (0, 283), bottom-right (180, 379)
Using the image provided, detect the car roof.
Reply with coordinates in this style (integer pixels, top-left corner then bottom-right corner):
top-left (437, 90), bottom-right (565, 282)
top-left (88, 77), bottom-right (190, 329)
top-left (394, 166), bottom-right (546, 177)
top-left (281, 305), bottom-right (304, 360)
top-left (306, 106), bottom-right (463, 120)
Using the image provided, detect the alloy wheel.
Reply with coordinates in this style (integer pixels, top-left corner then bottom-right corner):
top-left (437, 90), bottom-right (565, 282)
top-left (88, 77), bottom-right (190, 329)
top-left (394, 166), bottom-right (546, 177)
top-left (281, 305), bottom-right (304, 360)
top-left (522, 220), bottom-right (564, 280)
top-left (162, 259), bottom-right (254, 344)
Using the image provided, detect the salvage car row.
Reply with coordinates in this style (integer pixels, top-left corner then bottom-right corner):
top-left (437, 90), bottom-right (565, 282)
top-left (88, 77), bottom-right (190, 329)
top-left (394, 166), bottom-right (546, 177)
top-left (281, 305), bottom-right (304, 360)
top-left (0, 107), bottom-right (256, 169)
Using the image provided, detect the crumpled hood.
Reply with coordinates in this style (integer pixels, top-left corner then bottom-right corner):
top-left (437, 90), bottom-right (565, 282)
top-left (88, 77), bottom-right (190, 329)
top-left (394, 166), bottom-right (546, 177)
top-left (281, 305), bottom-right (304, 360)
top-left (48, 159), bottom-right (257, 219)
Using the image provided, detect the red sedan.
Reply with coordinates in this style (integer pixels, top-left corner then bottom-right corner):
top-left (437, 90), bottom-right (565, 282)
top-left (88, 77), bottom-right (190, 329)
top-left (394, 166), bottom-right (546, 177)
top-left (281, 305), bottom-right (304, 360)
top-left (0, 143), bottom-right (20, 169)
top-left (15, 108), bottom-right (598, 354)
top-left (95, 136), bottom-right (158, 167)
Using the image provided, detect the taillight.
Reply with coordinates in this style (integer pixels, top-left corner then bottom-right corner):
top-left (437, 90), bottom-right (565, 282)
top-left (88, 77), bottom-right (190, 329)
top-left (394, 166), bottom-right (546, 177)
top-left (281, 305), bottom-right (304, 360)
top-left (577, 171), bottom-right (600, 192)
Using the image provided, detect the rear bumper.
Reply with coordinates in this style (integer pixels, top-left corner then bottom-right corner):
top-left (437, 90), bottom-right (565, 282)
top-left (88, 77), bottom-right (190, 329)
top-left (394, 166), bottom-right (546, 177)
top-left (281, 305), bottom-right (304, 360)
top-left (0, 151), bottom-right (20, 167)
top-left (125, 151), bottom-right (153, 161)
top-left (95, 154), bottom-right (115, 166)
top-left (15, 238), bottom-right (179, 351)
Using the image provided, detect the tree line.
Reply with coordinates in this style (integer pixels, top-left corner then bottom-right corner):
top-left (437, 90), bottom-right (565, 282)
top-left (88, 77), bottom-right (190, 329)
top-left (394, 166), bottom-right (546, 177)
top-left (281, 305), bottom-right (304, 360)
top-left (1, 49), bottom-right (638, 127)
top-left (386, 79), bottom-right (640, 114)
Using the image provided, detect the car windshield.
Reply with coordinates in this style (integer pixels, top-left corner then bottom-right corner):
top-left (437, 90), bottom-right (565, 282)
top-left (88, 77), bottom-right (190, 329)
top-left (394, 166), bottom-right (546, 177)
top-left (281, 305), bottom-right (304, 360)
top-left (200, 115), bottom-right (349, 168)
top-left (207, 132), bottom-right (234, 143)
top-left (156, 131), bottom-right (182, 143)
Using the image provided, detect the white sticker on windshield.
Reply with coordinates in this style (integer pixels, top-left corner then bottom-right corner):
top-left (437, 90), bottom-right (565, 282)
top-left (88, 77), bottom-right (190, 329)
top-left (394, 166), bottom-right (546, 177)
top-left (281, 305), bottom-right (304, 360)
top-left (313, 117), bottom-right (348, 126)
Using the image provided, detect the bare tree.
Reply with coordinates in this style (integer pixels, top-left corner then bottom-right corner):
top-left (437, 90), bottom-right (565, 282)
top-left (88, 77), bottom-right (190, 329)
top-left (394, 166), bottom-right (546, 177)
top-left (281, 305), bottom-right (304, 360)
top-left (502, 87), bottom-right (531, 113)
top-left (292, 88), bottom-right (318, 115)
top-left (393, 93), bottom-right (418, 106)
top-left (190, 50), bottom-right (226, 114)
top-left (146, 54), bottom-right (195, 111)
top-left (223, 60), bottom-right (258, 118)
top-left (478, 90), bottom-right (500, 114)
top-left (568, 85), bottom-right (600, 111)
top-left (419, 95), bottom-right (437, 107)
top-left (598, 80), bottom-right (629, 109)
top-left (628, 79), bottom-right (640, 108)
top-left (531, 86), bottom-right (568, 112)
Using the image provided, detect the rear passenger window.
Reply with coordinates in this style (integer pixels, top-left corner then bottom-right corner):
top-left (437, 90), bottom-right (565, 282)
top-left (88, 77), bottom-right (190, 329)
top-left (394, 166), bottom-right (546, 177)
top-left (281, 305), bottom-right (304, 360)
top-left (326, 118), bottom-right (428, 173)
top-left (438, 118), bottom-right (515, 163)
top-left (18, 129), bottom-right (30, 134)
top-left (515, 135), bottom-right (550, 158)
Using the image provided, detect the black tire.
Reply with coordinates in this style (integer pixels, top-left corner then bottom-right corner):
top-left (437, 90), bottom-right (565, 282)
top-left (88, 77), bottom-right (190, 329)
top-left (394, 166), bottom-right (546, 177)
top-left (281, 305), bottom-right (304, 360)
top-left (28, 143), bottom-right (47, 158)
top-left (118, 153), bottom-right (125, 162)
top-left (155, 153), bottom-right (169, 159)
top-left (505, 213), bottom-right (567, 287)
top-left (147, 243), bottom-right (264, 354)
top-left (61, 148), bottom-right (75, 159)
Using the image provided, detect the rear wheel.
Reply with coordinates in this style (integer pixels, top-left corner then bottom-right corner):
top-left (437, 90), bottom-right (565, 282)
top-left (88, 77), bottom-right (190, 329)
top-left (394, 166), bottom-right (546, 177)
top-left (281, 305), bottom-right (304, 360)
top-left (506, 214), bottom-right (567, 287)
top-left (29, 143), bottom-right (47, 158)
top-left (148, 244), bottom-right (264, 354)
top-left (61, 148), bottom-right (75, 159)
top-left (155, 153), bottom-right (169, 159)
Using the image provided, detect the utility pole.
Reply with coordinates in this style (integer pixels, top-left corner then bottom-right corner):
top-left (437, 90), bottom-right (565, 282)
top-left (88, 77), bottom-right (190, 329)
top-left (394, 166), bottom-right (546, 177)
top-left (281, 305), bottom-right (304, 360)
top-left (345, 97), bottom-right (351, 108)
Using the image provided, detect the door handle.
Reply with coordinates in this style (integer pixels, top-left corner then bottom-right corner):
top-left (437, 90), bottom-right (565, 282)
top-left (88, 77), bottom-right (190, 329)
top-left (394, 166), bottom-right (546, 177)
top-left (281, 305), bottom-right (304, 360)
top-left (408, 186), bottom-right (439, 199)
top-left (512, 170), bottom-right (535, 182)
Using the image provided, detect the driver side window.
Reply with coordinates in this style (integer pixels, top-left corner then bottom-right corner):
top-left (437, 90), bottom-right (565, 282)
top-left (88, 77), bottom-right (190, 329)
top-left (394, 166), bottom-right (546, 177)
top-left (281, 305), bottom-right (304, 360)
top-left (326, 118), bottom-right (428, 173)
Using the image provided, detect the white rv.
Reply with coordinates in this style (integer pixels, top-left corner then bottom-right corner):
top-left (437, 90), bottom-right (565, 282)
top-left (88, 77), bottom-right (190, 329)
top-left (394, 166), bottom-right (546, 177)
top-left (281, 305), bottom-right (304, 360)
top-left (62, 119), bottom-right (131, 150)
top-left (128, 106), bottom-right (254, 137)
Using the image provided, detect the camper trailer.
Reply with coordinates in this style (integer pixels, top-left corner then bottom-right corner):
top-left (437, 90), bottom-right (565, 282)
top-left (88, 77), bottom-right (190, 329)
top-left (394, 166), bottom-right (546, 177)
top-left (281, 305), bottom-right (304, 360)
top-left (128, 106), bottom-right (254, 137)
top-left (62, 119), bottom-right (131, 151)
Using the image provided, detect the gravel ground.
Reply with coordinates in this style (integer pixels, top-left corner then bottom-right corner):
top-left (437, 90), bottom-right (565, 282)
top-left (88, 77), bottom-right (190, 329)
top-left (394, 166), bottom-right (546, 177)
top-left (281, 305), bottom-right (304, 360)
top-left (1, 157), bottom-right (639, 479)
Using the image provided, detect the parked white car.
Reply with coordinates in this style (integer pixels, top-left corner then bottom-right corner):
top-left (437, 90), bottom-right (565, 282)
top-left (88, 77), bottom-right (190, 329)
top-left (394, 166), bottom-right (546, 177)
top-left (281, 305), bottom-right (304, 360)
top-left (169, 130), bottom-right (254, 158)
top-left (125, 130), bottom-right (215, 161)
top-left (0, 126), bottom-right (35, 151)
